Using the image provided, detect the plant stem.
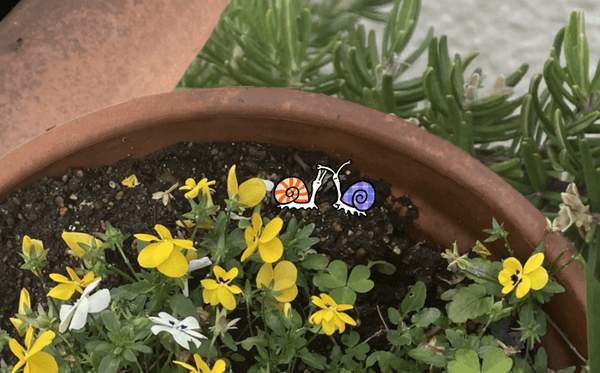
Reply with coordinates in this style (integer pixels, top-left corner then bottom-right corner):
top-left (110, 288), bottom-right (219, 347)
top-left (115, 242), bottom-right (141, 281)
top-left (90, 314), bottom-right (110, 341)
top-left (55, 331), bottom-right (85, 372)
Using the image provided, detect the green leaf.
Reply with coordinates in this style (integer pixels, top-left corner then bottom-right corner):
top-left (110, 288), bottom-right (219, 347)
top-left (347, 265), bottom-right (374, 293)
top-left (368, 260), bottom-right (397, 275)
top-left (299, 350), bottom-right (326, 369)
top-left (132, 344), bottom-right (152, 354)
top-left (301, 253), bottom-right (329, 270)
top-left (328, 260), bottom-right (348, 282)
top-left (481, 347), bottom-right (512, 373)
top-left (121, 348), bottom-right (137, 363)
top-left (388, 307), bottom-right (402, 325)
top-left (401, 281), bottom-right (427, 314)
top-left (169, 293), bottom-right (198, 318)
top-left (387, 330), bottom-right (411, 347)
top-left (407, 346), bottom-right (434, 361)
top-left (100, 310), bottom-right (120, 333)
top-left (445, 329), bottom-right (464, 348)
top-left (411, 307), bottom-right (441, 327)
top-left (99, 355), bottom-right (121, 373)
top-left (330, 287), bottom-right (356, 305)
top-left (447, 348), bottom-right (480, 373)
top-left (447, 284), bottom-right (493, 323)
top-left (341, 331), bottom-right (360, 348)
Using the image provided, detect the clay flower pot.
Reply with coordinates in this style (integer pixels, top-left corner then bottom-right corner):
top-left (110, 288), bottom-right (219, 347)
top-left (0, 0), bottom-right (230, 157)
top-left (0, 87), bottom-right (586, 370)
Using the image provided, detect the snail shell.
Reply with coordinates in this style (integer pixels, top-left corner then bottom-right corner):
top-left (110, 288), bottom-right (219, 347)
top-left (341, 181), bottom-right (375, 211)
top-left (275, 177), bottom-right (310, 204)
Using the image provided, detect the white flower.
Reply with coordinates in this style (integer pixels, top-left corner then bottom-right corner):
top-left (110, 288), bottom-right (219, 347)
top-left (59, 278), bottom-right (110, 332)
top-left (183, 257), bottom-right (212, 297)
top-left (149, 312), bottom-right (207, 349)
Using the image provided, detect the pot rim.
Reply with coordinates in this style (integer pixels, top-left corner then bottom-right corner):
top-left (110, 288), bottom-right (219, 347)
top-left (0, 87), bottom-right (587, 369)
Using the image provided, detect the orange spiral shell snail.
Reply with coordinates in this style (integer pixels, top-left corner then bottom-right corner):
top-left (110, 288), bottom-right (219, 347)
top-left (274, 177), bottom-right (310, 204)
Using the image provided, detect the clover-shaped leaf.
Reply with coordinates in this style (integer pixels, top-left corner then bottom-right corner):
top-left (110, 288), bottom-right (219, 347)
top-left (315, 260), bottom-right (374, 305)
top-left (401, 281), bottom-right (427, 314)
top-left (447, 284), bottom-right (493, 323)
top-left (347, 265), bottom-right (374, 293)
top-left (447, 347), bottom-right (512, 373)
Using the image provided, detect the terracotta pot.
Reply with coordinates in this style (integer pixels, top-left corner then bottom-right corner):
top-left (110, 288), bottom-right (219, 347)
top-left (0, 87), bottom-right (586, 371)
top-left (0, 0), bottom-right (230, 158)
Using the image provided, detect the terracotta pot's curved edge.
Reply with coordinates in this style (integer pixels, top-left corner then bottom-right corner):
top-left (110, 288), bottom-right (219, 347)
top-left (0, 87), bottom-right (587, 368)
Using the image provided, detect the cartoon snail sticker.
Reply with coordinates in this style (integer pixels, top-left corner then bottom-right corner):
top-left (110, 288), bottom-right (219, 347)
top-left (274, 160), bottom-right (375, 216)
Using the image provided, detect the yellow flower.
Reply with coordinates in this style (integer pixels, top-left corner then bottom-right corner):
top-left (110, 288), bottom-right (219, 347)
top-left (9, 325), bottom-right (58, 373)
top-left (174, 353), bottom-right (226, 373)
top-left (10, 288), bottom-right (31, 336)
top-left (498, 253), bottom-right (549, 298)
top-left (179, 178), bottom-right (216, 206)
top-left (121, 174), bottom-right (140, 188)
top-left (22, 235), bottom-right (46, 275)
top-left (61, 232), bottom-right (104, 259)
top-left (256, 261), bottom-right (298, 303)
top-left (241, 213), bottom-right (284, 263)
top-left (227, 165), bottom-right (267, 209)
top-left (201, 266), bottom-right (243, 310)
top-left (309, 293), bottom-right (357, 335)
top-left (135, 224), bottom-right (196, 278)
top-left (47, 267), bottom-right (100, 300)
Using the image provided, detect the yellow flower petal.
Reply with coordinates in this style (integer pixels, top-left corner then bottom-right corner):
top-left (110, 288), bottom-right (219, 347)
top-left (256, 263), bottom-right (274, 288)
top-left (217, 287), bottom-right (236, 310)
top-left (156, 249), bottom-right (188, 278)
top-left (273, 261), bottom-right (297, 283)
top-left (516, 276), bottom-right (532, 298)
top-left (502, 257), bottom-right (523, 273)
top-left (213, 266), bottom-right (228, 280)
top-left (195, 354), bottom-right (212, 372)
top-left (138, 241), bottom-right (173, 268)
top-left (28, 330), bottom-right (55, 356)
top-left (335, 304), bottom-right (354, 312)
top-left (260, 218), bottom-right (283, 243)
top-left (498, 270), bottom-right (514, 288)
top-left (212, 359), bottom-right (227, 373)
top-left (258, 238), bottom-right (283, 263)
top-left (154, 224), bottom-right (173, 240)
top-left (18, 288), bottom-right (31, 314)
top-left (501, 283), bottom-right (515, 294)
top-left (320, 293), bottom-right (337, 307)
top-left (337, 311), bottom-right (357, 326)
top-left (171, 239), bottom-right (196, 251)
top-left (322, 319), bottom-right (335, 335)
top-left (8, 339), bottom-right (25, 369)
top-left (251, 213), bottom-right (262, 232)
top-left (173, 360), bottom-right (197, 371)
top-left (22, 236), bottom-right (44, 259)
top-left (47, 284), bottom-right (76, 300)
top-left (527, 267), bottom-right (549, 290)
top-left (524, 253), bottom-right (545, 274)
top-left (239, 178), bottom-right (267, 208)
top-left (309, 309), bottom-right (327, 324)
top-left (134, 233), bottom-right (160, 242)
top-left (275, 285), bottom-right (298, 303)
top-left (48, 273), bottom-right (69, 283)
top-left (311, 295), bottom-right (328, 309)
top-left (201, 279), bottom-right (219, 290)
top-left (61, 232), bottom-right (103, 258)
top-left (227, 165), bottom-right (239, 199)
top-left (227, 284), bottom-right (243, 295)
top-left (203, 288), bottom-right (219, 306)
top-left (224, 267), bottom-right (239, 281)
top-left (240, 244), bottom-right (257, 262)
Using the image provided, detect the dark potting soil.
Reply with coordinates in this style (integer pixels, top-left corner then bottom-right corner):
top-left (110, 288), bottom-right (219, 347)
top-left (0, 141), bottom-right (459, 370)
